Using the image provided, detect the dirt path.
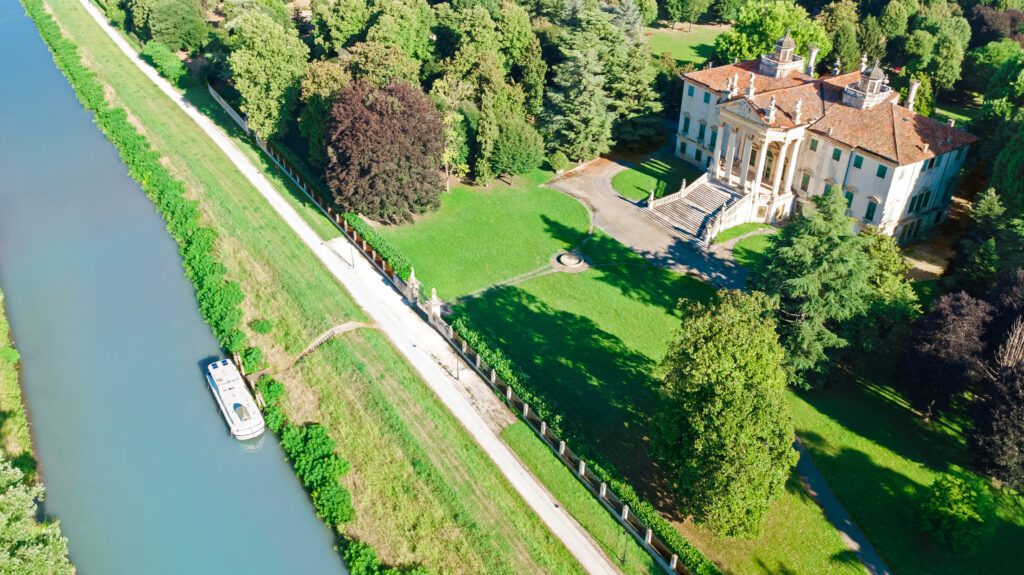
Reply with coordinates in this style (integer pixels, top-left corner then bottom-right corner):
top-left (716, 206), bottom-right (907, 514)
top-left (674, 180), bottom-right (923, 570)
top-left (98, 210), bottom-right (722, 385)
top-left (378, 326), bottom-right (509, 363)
top-left (76, 2), bottom-right (621, 572)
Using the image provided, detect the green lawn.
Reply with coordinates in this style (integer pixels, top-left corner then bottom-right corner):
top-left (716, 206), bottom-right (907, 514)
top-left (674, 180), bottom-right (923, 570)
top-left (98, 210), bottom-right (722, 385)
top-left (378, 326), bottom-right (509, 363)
top-left (712, 223), bottom-right (773, 244)
top-left (732, 233), bottom-right (773, 270)
top-left (377, 171), bottom-right (590, 299)
top-left (612, 149), bottom-right (705, 201)
top-left (48, 1), bottom-right (589, 571)
top-left (644, 24), bottom-right (724, 65)
top-left (790, 379), bottom-right (1024, 575)
top-left (452, 232), bottom-right (862, 574)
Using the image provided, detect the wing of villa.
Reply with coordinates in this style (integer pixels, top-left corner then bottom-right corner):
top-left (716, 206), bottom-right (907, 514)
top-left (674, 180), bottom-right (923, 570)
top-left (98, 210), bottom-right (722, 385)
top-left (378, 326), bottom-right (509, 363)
top-left (653, 32), bottom-right (977, 245)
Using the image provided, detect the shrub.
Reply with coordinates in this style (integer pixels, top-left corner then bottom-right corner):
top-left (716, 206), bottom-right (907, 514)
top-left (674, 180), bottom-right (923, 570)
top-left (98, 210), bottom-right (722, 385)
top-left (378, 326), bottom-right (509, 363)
top-left (342, 214), bottom-right (412, 280)
top-left (147, 0), bottom-right (207, 52)
top-left (241, 346), bottom-right (264, 373)
top-left (280, 423), bottom-right (353, 526)
top-left (249, 319), bottom-right (273, 334)
top-left (547, 151), bottom-right (569, 173)
top-left (0, 346), bottom-right (20, 365)
top-left (141, 41), bottom-right (186, 85)
top-left (490, 120), bottom-right (544, 177)
top-left (919, 472), bottom-right (995, 550)
top-left (342, 540), bottom-right (430, 575)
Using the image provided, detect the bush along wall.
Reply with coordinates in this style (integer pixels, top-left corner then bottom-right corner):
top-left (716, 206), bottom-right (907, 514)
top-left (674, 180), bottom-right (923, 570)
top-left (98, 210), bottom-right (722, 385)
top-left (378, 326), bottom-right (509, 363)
top-left (450, 316), bottom-right (719, 575)
top-left (24, 2), bottom-right (425, 571)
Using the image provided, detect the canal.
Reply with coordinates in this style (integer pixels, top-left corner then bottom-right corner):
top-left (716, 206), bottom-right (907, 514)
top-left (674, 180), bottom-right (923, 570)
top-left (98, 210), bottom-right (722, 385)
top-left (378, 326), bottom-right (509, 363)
top-left (0, 1), bottom-right (348, 573)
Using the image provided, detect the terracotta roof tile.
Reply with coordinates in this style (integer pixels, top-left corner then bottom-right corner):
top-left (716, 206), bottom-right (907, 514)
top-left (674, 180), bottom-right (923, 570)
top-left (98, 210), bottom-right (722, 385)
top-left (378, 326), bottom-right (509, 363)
top-left (684, 59), bottom-right (812, 95)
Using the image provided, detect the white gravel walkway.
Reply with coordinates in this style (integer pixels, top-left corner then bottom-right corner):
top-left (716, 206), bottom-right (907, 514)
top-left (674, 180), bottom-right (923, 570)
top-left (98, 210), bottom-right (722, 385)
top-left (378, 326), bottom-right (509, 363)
top-left (75, 0), bottom-right (619, 572)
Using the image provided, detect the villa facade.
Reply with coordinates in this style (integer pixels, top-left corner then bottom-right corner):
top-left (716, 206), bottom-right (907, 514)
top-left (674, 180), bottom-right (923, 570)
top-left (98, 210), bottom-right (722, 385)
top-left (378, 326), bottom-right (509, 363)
top-left (669, 33), bottom-right (976, 244)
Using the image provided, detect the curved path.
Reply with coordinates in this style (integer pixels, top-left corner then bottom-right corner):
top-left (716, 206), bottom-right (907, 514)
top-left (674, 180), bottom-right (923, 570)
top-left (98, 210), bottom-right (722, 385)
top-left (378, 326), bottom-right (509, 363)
top-left (75, 1), bottom-right (621, 572)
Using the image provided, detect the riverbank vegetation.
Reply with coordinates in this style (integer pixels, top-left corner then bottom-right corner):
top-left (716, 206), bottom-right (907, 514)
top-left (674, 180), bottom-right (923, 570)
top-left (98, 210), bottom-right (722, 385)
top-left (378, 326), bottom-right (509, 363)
top-left (36, 0), bottom-right (590, 571)
top-left (0, 291), bottom-right (75, 573)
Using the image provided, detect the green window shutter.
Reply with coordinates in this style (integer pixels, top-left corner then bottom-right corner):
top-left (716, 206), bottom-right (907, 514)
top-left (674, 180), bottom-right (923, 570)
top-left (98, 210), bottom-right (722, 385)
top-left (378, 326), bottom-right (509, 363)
top-left (853, 155), bottom-right (863, 169)
top-left (698, 124), bottom-right (706, 140)
top-left (682, 117), bottom-right (690, 133)
top-left (876, 164), bottom-right (888, 179)
top-left (703, 92), bottom-right (711, 103)
top-left (800, 173), bottom-right (811, 191)
top-left (810, 139), bottom-right (819, 151)
top-left (696, 149), bottom-right (703, 162)
top-left (909, 195), bottom-right (919, 213)
top-left (687, 85), bottom-right (694, 97)
top-left (844, 191), bottom-right (854, 208)
top-left (709, 129), bottom-right (718, 148)
top-left (865, 200), bottom-right (878, 221)
top-left (832, 148), bottom-right (842, 161)
top-left (681, 142), bottom-right (688, 155)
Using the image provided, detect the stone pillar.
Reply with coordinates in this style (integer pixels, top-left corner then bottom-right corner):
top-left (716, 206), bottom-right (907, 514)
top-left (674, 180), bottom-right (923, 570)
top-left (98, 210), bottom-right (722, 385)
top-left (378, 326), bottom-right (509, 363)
top-left (751, 139), bottom-right (769, 193)
top-left (428, 287), bottom-right (442, 320)
top-left (722, 127), bottom-right (739, 185)
top-left (771, 140), bottom-right (791, 197)
top-left (783, 139), bottom-right (802, 194)
top-left (405, 267), bottom-right (421, 304)
top-left (712, 122), bottom-right (726, 179)
top-left (739, 134), bottom-right (753, 191)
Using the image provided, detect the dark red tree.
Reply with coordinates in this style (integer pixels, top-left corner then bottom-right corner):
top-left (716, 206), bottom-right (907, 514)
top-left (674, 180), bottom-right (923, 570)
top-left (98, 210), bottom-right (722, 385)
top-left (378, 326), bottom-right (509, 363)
top-left (324, 80), bottom-right (444, 224)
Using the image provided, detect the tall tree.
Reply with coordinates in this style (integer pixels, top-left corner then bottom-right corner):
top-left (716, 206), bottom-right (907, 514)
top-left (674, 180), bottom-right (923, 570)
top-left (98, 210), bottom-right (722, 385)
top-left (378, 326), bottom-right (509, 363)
top-left (147, 0), bottom-right (207, 52)
top-left (310, 0), bottom-right (370, 55)
top-left (659, 290), bottom-right (797, 538)
top-left (0, 457), bottom-right (74, 575)
top-left (606, 40), bottom-right (663, 146)
top-left (347, 41), bottom-right (421, 87)
top-left (298, 59), bottom-right (350, 167)
top-left (542, 46), bottom-right (613, 160)
top-left (754, 186), bottom-right (874, 384)
top-left (228, 10), bottom-right (309, 139)
top-left (324, 81), bottom-right (445, 223)
top-left (970, 319), bottom-right (1024, 489)
top-left (713, 0), bottom-right (832, 64)
top-left (516, 36), bottom-right (547, 116)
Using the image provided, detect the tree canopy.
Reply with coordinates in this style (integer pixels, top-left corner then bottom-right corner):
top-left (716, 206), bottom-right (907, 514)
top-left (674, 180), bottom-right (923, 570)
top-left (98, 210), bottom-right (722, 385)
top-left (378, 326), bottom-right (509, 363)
top-left (714, 0), bottom-right (832, 65)
top-left (0, 457), bottom-right (74, 575)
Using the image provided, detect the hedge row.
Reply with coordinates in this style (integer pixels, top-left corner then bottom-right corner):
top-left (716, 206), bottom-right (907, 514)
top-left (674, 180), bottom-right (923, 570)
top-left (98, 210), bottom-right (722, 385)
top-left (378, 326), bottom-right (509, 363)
top-left (23, 0), bottom-right (248, 356)
top-left (265, 140), bottom-right (414, 282)
top-left (140, 41), bottom-right (185, 86)
top-left (449, 318), bottom-right (719, 575)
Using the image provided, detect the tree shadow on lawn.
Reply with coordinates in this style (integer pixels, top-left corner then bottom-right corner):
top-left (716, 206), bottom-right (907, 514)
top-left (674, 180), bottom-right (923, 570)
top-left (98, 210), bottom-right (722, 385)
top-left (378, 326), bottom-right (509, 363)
top-left (451, 286), bottom-right (679, 493)
top-left (797, 430), bottom-right (1024, 575)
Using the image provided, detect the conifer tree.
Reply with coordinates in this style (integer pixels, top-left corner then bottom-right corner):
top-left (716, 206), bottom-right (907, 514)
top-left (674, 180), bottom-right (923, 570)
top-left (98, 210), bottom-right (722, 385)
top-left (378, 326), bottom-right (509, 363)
top-left (542, 45), bottom-right (613, 160)
top-left (754, 186), bottom-right (874, 385)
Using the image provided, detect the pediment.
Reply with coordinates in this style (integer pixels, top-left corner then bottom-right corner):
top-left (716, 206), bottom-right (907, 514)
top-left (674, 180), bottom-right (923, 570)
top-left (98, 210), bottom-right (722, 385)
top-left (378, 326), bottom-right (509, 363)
top-left (720, 99), bottom-right (766, 126)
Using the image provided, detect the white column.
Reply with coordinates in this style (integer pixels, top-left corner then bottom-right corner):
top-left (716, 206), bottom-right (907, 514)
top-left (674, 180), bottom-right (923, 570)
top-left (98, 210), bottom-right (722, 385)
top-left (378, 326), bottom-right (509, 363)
top-left (771, 140), bottom-right (791, 197)
top-left (783, 139), bottom-right (803, 194)
top-left (751, 140), bottom-right (769, 193)
top-left (723, 128), bottom-right (739, 185)
top-left (712, 123), bottom-right (727, 179)
top-left (739, 134), bottom-right (753, 191)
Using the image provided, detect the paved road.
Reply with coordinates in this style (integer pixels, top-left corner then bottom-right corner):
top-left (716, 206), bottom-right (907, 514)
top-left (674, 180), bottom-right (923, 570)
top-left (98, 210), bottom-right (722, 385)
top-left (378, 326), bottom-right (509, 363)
top-left (550, 158), bottom-right (750, 289)
top-left (76, 1), bottom-right (621, 572)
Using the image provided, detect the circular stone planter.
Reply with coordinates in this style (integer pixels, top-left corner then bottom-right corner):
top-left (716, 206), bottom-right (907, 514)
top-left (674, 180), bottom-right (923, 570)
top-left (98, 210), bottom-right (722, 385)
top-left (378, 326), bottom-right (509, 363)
top-left (553, 250), bottom-right (589, 272)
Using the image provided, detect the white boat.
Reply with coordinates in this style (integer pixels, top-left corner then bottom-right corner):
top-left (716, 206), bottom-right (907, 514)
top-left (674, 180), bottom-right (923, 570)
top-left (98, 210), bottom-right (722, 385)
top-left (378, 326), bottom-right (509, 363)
top-left (205, 359), bottom-right (265, 440)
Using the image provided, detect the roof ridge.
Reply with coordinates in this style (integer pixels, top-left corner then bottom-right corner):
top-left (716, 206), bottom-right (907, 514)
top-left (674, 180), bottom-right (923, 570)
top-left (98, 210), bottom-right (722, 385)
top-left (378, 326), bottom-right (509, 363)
top-left (890, 103), bottom-right (902, 164)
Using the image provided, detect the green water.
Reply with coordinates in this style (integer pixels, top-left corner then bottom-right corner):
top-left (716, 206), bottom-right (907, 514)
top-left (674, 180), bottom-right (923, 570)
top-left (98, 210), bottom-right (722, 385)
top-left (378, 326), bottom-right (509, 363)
top-left (0, 3), bottom-right (347, 573)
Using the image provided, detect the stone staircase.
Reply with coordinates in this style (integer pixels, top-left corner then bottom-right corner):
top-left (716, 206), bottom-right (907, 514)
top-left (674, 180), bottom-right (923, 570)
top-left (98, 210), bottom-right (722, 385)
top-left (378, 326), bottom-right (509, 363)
top-left (643, 176), bottom-right (742, 243)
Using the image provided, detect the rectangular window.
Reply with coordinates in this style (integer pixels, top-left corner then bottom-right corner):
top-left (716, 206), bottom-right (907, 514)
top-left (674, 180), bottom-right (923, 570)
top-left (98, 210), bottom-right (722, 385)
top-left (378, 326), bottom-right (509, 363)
top-left (876, 164), bottom-right (888, 179)
top-left (682, 117), bottom-right (690, 134)
top-left (709, 129), bottom-right (718, 149)
top-left (909, 195), bottom-right (919, 213)
top-left (844, 190), bottom-right (854, 208)
top-left (853, 155), bottom-right (863, 169)
top-left (681, 142), bottom-right (688, 155)
top-left (922, 190), bottom-right (932, 208)
top-left (703, 92), bottom-right (711, 104)
top-left (698, 123), bottom-right (706, 141)
top-left (687, 85), bottom-right (694, 97)
top-left (832, 148), bottom-right (842, 162)
top-left (695, 149), bottom-right (703, 162)
top-left (800, 173), bottom-right (811, 191)
top-left (865, 200), bottom-right (878, 222)
top-left (809, 139), bottom-right (819, 152)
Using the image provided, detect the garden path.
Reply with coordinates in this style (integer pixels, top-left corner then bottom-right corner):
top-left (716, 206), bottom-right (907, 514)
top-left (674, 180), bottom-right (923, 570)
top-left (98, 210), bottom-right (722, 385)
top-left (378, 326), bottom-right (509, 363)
top-left (549, 159), bottom-right (749, 289)
top-left (77, 2), bottom-right (621, 572)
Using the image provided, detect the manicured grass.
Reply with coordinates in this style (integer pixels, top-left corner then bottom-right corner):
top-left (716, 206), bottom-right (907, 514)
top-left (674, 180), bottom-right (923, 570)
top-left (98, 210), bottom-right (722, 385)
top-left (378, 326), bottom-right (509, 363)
top-left (732, 233), bottom-right (773, 270)
top-left (0, 290), bottom-right (34, 478)
top-left (643, 24), bottom-right (724, 65)
top-left (453, 232), bottom-right (860, 574)
top-left (611, 148), bottom-right (705, 201)
top-left (49, 1), bottom-right (586, 571)
top-left (501, 422), bottom-right (661, 575)
top-left (790, 380), bottom-right (1024, 575)
top-left (377, 171), bottom-right (590, 299)
top-left (712, 223), bottom-right (773, 244)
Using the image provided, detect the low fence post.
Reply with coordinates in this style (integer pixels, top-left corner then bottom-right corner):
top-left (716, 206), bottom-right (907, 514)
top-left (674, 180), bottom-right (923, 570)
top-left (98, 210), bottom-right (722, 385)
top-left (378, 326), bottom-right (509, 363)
top-left (644, 528), bottom-right (653, 545)
top-left (577, 460), bottom-right (586, 477)
top-left (505, 386), bottom-right (513, 401)
top-left (539, 421), bottom-right (547, 436)
top-left (670, 555), bottom-right (678, 570)
top-left (558, 440), bottom-right (566, 456)
top-left (599, 482), bottom-right (606, 498)
top-left (522, 403), bottom-right (529, 418)
top-left (621, 504), bottom-right (630, 522)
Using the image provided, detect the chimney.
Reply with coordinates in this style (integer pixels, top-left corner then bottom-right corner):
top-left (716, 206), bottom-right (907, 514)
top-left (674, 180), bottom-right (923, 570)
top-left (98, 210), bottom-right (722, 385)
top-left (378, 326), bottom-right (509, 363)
top-left (906, 80), bottom-right (920, 111)
top-left (947, 119), bottom-right (956, 128)
top-left (794, 99), bottom-right (803, 124)
top-left (767, 95), bottom-right (777, 123)
top-left (827, 126), bottom-right (834, 137)
top-left (859, 54), bottom-right (868, 73)
top-left (746, 72), bottom-right (756, 98)
top-left (806, 45), bottom-right (819, 75)
top-left (922, 143), bottom-right (930, 153)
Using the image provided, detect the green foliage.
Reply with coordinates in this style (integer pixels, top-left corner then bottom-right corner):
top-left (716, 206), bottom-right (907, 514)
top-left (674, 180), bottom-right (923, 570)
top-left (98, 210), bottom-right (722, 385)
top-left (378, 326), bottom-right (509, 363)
top-left (963, 39), bottom-right (1024, 94)
top-left (241, 346), bottom-right (264, 373)
top-left (364, 0), bottom-right (436, 64)
top-left (490, 117), bottom-right (545, 177)
top-left (342, 539), bottom-right (430, 575)
top-left (228, 10), bottom-right (309, 139)
top-left (755, 186), bottom-right (874, 385)
top-left (516, 36), bottom-right (547, 116)
top-left (713, 0), bottom-right (832, 64)
top-left (347, 41), bottom-right (421, 87)
top-left (548, 150), bottom-right (569, 172)
top-left (342, 214), bottom-right (413, 280)
top-left (146, 0), bottom-right (207, 52)
top-left (0, 456), bottom-right (74, 575)
top-left (298, 59), bottom-right (350, 167)
top-left (141, 40), bottom-right (186, 85)
top-left (659, 290), bottom-right (797, 538)
top-left (255, 377), bottom-right (286, 432)
top-left (607, 41), bottom-right (663, 147)
top-left (249, 318), bottom-right (273, 334)
top-left (542, 45), bottom-right (613, 160)
top-left (24, 0), bottom-right (249, 355)
top-left (310, 0), bottom-right (370, 55)
top-left (280, 423), bottom-right (354, 525)
top-left (919, 473), bottom-right (995, 550)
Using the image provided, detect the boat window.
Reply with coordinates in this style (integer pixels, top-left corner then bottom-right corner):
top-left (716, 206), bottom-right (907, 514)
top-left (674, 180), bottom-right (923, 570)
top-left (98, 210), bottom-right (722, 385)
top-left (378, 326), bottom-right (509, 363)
top-left (234, 403), bottom-right (251, 422)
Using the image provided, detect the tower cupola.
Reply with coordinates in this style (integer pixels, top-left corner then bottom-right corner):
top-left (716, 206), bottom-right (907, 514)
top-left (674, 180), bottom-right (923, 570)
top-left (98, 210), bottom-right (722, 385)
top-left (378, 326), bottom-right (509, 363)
top-left (758, 30), bottom-right (804, 78)
top-left (842, 59), bottom-right (892, 109)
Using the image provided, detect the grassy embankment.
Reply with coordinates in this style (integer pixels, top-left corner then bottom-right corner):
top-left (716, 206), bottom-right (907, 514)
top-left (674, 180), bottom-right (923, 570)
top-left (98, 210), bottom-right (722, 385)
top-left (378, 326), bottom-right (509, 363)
top-left (0, 291), bottom-right (34, 477)
top-left (44, 0), bottom-right (591, 572)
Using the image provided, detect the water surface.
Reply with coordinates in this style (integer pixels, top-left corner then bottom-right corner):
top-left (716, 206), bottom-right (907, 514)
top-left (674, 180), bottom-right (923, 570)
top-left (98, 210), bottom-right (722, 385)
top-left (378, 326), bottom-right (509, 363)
top-left (0, 3), bottom-right (346, 573)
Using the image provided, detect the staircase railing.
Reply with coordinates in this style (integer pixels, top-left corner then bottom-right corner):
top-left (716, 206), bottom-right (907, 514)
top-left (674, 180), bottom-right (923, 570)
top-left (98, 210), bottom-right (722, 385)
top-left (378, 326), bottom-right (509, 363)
top-left (700, 191), bottom-right (751, 245)
top-left (646, 173), bottom-right (709, 209)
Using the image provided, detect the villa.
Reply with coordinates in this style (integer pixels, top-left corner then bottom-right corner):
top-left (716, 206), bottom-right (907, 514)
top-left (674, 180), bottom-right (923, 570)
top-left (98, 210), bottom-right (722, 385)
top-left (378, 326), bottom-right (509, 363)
top-left (652, 32), bottom-right (977, 244)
